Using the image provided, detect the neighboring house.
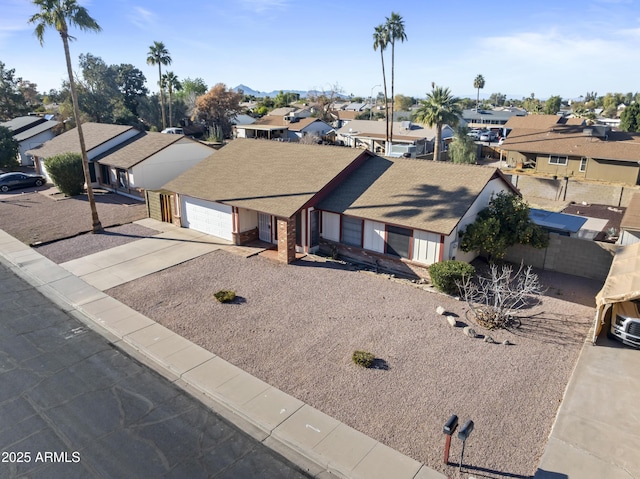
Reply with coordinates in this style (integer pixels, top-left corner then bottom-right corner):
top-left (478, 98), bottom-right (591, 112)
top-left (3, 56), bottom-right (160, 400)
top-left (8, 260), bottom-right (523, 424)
top-left (232, 113), bottom-right (256, 125)
top-left (461, 107), bottom-right (527, 130)
top-left (27, 122), bottom-right (212, 199)
top-left (501, 115), bottom-right (640, 185)
top-left (94, 131), bottom-right (214, 199)
top-left (234, 115), bottom-right (332, 142)
top-left (161, 139), bottom-right (517, 278)
top-left (0, 116), bottom-right (59, 166)
top-left (336, 119), bottom-right (454, 157)
top-left (619, 193), bottom-right (640, 245)
top-left (27, 123), bottom-right (138, 184)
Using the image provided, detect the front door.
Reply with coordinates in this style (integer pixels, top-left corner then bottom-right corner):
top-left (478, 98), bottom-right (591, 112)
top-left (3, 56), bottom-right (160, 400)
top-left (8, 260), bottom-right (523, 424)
top-left (259, 213), bottom-right (272, 242)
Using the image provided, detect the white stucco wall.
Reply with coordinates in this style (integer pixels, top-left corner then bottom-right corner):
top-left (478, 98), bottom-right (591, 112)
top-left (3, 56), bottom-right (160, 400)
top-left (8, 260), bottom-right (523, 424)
top-left (445, 177), bottom-right (514, 262)
top-left (18, 130), bottom-right (55, 166)
top-left (131, 142), bottom-right (213, 190)
top-left (238, 208), bottom-right (258, 232)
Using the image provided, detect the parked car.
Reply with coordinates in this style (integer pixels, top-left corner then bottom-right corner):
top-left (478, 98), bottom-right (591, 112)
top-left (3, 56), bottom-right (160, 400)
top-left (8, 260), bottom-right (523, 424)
top-left (609, 300), bottom-right (640, 348)
top-left (161, 127), bottom-right (184, 134)
top-left (467, 130), bottom-right (481, 140)
top-left (479, 130), bottom-right (497, 142)
top-left (0, 172), bottom-right (46, 192)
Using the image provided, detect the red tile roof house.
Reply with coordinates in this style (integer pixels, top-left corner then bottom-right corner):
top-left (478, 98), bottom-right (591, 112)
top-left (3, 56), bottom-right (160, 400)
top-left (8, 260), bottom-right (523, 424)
top-left (26, 122), bottom-right (214, 199)
top-left (162, 139), bottom-right (518, 277)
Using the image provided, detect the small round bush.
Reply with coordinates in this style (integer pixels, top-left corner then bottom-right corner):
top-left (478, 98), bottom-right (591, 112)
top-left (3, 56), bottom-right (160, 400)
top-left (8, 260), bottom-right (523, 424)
top-left (429, 260), bottom-right (475, 295)
top-left (352, 350), bottom-right (375, 368)
top-left (214, 290), bottom-right (236, 303)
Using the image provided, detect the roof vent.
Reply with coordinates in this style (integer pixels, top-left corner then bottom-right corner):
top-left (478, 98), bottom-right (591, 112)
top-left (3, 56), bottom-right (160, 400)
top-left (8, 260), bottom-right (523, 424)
top-left (582, 128), bottom-right (594, 137)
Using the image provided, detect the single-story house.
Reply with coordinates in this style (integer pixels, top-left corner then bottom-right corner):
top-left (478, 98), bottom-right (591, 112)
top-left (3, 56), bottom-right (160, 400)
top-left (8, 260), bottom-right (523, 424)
top-left (27, 122), bottom-right (213, 199)
top-left (1, 115), bottom-right (60, 166)
top-left (234, 115), bottom-right (332, 142)
top-left (500, 115), bottom-right (640, 186)
top-left (619, 193), bottom-right (640, 245)
top-left (27, 123), bottom-right (138, 183)
top-left (336, 119), bottom-right (454, 157)
top-left (161, 139), bottom-right (518, 277)
top-left (94, 131), bottom-right (214, 199)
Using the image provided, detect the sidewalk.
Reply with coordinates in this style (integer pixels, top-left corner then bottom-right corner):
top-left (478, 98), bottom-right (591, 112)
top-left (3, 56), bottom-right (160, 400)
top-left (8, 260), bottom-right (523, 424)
top-left (0, 222), bottom-right (445, 479)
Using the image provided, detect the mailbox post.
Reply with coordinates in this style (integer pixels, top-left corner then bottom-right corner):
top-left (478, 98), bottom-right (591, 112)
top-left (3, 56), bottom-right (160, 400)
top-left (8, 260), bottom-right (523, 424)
top-left (457, 419), bottom-right (474, 472)
top-left (442, 415), bottom-right (458, 464)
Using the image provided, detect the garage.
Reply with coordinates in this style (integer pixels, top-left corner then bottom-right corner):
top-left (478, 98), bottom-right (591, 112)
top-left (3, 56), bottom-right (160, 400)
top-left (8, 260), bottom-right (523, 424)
top-left (182, 196), bottom-right (233, 241)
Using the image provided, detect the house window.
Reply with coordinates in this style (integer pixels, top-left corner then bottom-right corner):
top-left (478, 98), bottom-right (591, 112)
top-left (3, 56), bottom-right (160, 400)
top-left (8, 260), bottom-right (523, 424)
top-left (579, 157), bottom-right (587, 172)
top-left (100, 164), bottom-right (110, 185)
top-left (341, 216), bottom-right (363, 247)
top-left (549, 155), bottom-right (568, 166)
top-left (117, 169), bottom-right (128, 189)
top-left (386, 225), bottom-right (411, 258)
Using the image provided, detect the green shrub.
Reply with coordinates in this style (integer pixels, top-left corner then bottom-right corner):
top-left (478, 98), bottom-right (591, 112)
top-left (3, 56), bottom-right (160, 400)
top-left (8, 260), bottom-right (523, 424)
top-left (352, 350), bottom-right (375, 368)
top-left (429, 260), bottom-right (475, 295)
top-left (214, 290), bottom-right (236, 303)
top-left (44, 152), bottom-right (84, 196)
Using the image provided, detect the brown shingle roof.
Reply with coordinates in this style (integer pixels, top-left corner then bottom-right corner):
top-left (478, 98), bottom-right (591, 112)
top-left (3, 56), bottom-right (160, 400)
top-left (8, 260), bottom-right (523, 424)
top-left (96, 132), bottom-right (209, 169)
top-left (504, 114), bottom-right (584, 130)
top-left (621, 193), bottom-right (640, 231)
top-left (318, 157), bottom-right (516, 235)
top-left (26, 122), bottom-right (135, 158)
top-left (501, 124), bottom-right (640, 162)
top-left (163, 139), bottom-right (370, 218)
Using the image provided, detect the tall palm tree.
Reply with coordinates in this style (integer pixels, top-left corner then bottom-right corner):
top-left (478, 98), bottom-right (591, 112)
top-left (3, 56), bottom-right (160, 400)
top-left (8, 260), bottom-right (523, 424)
top-left (385, 12), bottom-right (407, 146)
top-left (147, 41), bottom-right (171, 130)
top-left (473, 74), bottom-right (485, 110)
top-left (413, 84), bottom-right (461, 162)
top-left (29, 0), bottom-right (102, 232)
top-left (161, 71), bottom-right (181, 128)
top-left (373, 24), bottom-right (389, 145)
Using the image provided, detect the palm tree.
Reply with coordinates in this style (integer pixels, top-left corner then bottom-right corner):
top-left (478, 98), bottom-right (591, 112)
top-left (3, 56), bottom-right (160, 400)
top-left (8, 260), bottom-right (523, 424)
top-left (29, 0), bottom-right (102, 232)
top-left (473, 74), bottom-right (485, 110)
top-left (161, 71), bottom-right (181, 128)
top-left (385, 12), bottom-right (407, 146)
top-left (147, 41), bottom-right (172, 130)
top-left (413, 84), bottom-right (461, 162)
top-left (373, 24), bottom-right (389, 145)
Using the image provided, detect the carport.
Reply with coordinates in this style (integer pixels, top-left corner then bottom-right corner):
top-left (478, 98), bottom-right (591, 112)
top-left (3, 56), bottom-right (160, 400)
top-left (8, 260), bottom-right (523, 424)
top-left (592, 241), bottom-right (640, 343)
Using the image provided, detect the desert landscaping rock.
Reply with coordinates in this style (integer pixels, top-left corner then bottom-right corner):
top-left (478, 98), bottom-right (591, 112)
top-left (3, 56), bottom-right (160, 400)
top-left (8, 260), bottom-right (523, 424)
top-left (503, 339), bottom-right (513, 346)
top-left (102, 249), bottom-right (600, 479)
top-left (484, 335), bottom-right (494, 343)
top-left (436, 306), bottom-right (446, 315)
top-left (446, 315), bottom-right (457, 327)
top-left (463, 326), bottom-right (478, 338)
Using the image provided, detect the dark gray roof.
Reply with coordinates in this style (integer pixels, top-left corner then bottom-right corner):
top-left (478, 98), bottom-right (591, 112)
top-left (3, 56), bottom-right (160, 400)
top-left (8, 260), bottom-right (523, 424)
top-left (13, 120), bottom-right (59, 142)
top-left (0, 116), bottom-right (45, 133)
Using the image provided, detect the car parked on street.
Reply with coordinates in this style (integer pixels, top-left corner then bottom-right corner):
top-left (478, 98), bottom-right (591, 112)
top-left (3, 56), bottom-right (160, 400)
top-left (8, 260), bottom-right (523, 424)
top-left (0, 172), bottom-right (46, 192)
top-left (467, 129), bottom-right (481, 140)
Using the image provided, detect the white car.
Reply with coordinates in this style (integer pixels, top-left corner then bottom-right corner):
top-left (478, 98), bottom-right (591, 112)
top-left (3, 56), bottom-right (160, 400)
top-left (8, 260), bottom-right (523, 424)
top-left (467, 130), bottom-right (480, 140)
top-left (161, 127), bottom-right (184, 134)
top-left (479, 130), bottom-right (497, 142)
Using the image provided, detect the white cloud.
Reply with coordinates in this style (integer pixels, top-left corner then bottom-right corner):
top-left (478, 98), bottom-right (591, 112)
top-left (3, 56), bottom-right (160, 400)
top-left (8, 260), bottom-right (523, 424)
top-left (238, 0), bottom-right (290, 13)
top-left (127, 6), bottom-right (157, 30)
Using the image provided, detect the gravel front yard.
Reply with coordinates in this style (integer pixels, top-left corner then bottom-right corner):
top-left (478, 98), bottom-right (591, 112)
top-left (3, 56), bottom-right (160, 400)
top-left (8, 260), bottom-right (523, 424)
top-left (0, 188), bottom-right (147, 245)
top-left (104, 250), bottom-right (600, 479)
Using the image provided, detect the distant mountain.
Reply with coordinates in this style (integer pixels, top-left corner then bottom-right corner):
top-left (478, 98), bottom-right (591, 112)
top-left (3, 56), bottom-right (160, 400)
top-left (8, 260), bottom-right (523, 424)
top-left (232, 85), bottom-right (346, 99)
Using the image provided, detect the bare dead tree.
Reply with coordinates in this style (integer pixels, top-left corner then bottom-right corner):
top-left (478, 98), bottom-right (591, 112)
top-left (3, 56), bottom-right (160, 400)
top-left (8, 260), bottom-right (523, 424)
top-left (457, 263), bottom-right (545, 330)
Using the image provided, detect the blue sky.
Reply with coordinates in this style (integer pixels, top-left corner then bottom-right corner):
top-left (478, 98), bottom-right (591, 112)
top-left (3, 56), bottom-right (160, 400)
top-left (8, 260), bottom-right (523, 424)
top-left (2, 0), bottom-right (640, 101)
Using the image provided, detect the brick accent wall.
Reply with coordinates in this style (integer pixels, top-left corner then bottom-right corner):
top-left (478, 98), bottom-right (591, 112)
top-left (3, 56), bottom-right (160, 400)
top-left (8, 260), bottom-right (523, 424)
top-left (277, 217), bottom-right (296, 264)
top-left (233, 228), bottom-right (258, 245)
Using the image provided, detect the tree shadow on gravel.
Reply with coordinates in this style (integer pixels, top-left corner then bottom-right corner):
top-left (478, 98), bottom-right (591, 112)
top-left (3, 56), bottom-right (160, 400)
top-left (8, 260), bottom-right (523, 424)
top-left (507, 312), bottom-right (590, 346)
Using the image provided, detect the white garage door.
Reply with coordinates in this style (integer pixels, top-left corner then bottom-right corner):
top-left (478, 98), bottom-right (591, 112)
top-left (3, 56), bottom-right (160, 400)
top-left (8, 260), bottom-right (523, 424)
top-left (182, 197), bottom-right (233, 241)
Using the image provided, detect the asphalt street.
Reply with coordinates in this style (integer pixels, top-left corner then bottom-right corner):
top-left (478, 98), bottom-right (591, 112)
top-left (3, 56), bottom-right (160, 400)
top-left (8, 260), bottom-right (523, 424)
top-left (0, 261), bottom-right (311, 479)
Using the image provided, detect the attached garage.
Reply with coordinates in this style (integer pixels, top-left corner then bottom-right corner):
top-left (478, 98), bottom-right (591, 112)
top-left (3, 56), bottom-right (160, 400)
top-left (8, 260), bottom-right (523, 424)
top-left (182, 196), bottom-right (233, 241)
